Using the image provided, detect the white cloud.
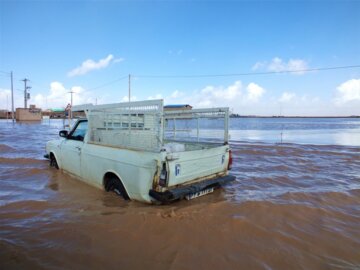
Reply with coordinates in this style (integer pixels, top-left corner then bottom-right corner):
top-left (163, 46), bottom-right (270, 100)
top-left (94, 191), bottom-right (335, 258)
top-left (147, 94), bottom-right (163, 100)
top-left (287, 59), bottom-right (308, 74)
top-left (34, 81), bottom-right (67, 108)
top-left (200, 81), bottom-right (242, 103)
top-left (193, 81), bottom-right (264, 105)
top-left (148, 81), bottom-right (265, 113)
top-left (267, 57), bottom-right (286, 72)
top-left (141, 81), bottom-right (277, 116)
top-left (253, 57), bottom-right (309, 75)
top-left (252, 61), bottom-right (266, 71)
top-left (274, 92), bottom-right (334, 116)
top-left (334, 78), bottom-right (360, 105)
top-left (121, 96), bottom-right (138, 102)
top-left (1, 78), bottom-right (140, 110)
top-left (68, 54), bottom-right (121, 77)
top-left (0, 88), bottom-right (24, 111)
top-left (34, 82), bottom-right (103, 109)
top-left (0, 88), bottom-right (44, 110)
top-left (279, 92), bottom-right (296, 102)
top-left (246, 83), bottom-right (265, 102)
top-left (0, 88), bottom-right (12, 109)
top-left (170, 90), bottom-right (184, 99)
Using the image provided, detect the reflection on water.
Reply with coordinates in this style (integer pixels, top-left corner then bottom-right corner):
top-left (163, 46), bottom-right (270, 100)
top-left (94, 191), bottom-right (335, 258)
top-left (229, 117), bottom-right (360, 146)
top-left (167, 117), bottom-right (360, 146)
top-left (0, 119), bottom-right (360, 269)
top-left (333, 130), bottom-right (360, 146)
top-left (230, 128), bottom-right (360, 146)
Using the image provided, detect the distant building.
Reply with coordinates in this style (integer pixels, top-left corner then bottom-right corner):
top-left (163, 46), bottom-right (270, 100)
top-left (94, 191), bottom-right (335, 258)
top-left (16, 105), bottom-right (42, 121)
top-left (164, 104), bottom-right (192, 111)
top-left (42, 108), bottom-right (65, 118)
top-left (0, 110), bottom-right (9, 119)
top-left (42, 108), bottom-right (86, 119)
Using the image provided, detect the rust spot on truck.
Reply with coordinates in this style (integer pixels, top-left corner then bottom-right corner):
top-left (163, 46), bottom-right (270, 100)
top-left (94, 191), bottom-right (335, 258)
top-left (152, 159), bottom-right (161, 190)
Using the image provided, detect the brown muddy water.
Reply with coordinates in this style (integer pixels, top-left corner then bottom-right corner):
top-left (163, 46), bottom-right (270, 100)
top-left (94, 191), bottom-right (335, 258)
top-left (0, 120), bottom-right (360, 270)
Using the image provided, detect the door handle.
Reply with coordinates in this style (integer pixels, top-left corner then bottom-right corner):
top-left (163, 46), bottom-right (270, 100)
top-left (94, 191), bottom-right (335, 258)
top-left (75, 146), bottom-right (81, 151)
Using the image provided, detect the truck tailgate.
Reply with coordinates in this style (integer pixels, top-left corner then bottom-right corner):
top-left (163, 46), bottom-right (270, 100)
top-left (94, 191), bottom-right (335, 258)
top-left (166, 145), bottom-right (229, 187)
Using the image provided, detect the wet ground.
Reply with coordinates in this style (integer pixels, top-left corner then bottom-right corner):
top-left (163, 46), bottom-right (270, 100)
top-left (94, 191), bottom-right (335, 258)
top-left (0, 120), bottom-right (360, 269)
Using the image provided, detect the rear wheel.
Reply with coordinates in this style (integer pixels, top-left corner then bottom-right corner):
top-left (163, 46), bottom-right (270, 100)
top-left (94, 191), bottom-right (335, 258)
top-left (104, 175), bottom-right (129, 200)
top-left (50, 154), bottom-right (59, 169)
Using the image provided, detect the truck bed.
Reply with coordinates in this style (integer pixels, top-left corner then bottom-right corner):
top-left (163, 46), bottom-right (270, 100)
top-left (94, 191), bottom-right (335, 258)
top-left (163, 143), bottom-right (230, 187)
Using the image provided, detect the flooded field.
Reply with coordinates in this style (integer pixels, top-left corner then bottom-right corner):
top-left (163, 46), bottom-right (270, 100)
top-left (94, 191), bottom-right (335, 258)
top-left (0, 119), bottom-right (360, 269)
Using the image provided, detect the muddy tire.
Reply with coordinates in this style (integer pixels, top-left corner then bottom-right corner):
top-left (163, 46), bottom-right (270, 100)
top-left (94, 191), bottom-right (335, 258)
top-left (50, 154), bottom-right (59, 169)
top-left (104, 175), bottom-right (129, 200)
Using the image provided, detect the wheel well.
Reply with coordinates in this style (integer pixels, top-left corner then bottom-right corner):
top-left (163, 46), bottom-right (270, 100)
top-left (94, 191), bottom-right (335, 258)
top-left (50, 152), bottom-right (58, 161)
top-left (49, 152), bottom-right (59, 169)
top-left (103, 172), bottom-right (130, 200)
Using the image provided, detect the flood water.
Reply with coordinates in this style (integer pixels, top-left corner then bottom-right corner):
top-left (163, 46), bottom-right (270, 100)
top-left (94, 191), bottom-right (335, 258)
top-left (0, 118), bottom-right (360, 269)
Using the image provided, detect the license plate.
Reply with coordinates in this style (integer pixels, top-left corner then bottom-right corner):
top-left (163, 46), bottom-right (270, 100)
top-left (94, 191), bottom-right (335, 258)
top-left (185, 187), bottom-right (214, 200)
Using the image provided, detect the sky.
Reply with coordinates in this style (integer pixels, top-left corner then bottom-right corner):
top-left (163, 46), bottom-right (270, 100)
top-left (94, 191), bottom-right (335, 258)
top-left (0, 0), bottom-right (360, 116)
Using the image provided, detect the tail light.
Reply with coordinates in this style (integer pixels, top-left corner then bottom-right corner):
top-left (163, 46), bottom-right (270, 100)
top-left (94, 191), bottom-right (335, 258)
top-left (159, 162), bottom-right (168, 187)
top-left (228, 150), bottom-right (233, 170)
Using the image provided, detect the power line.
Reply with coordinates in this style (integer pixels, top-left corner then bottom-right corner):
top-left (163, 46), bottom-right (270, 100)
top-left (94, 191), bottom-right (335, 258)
top-left (87, 75), bottom-right (128, 91)
top-left (2, 64), bottom-right (359, 95)
top-left (135, 64), bottom-right (360, 79)
top-left (0, 71), bottom-right (11, 78)
top-left (3, 75), bottom-right (128, 95)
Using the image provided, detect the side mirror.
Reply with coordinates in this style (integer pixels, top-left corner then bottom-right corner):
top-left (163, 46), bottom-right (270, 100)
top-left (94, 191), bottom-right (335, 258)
top-left (59, 130), bottom-right (68, 138)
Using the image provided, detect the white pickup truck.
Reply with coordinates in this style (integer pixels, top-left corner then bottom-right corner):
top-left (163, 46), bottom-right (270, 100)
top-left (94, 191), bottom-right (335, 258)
top-left (45, 100), bottom-right (235, 203)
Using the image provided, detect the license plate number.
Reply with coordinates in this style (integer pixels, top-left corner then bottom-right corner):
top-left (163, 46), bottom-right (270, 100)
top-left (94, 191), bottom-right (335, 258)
top-left (185, 187), bottom-right (214, 200)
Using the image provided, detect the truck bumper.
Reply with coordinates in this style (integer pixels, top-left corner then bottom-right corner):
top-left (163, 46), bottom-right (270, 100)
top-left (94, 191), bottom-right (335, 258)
top-left (149, 174), bottom-right (235, 203)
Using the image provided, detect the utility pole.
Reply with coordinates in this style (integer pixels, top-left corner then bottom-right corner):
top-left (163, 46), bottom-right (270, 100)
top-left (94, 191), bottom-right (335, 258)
top-left (21, 78), bottom-right (31, 108)
top-left (68, 90), bottom-right (74, 119)
top-left (128, 74), bottom-right (131, 102)
top-left (6, 95), bottom-right (8, 120)
top-left (10, 71), bottom-right (15, 122)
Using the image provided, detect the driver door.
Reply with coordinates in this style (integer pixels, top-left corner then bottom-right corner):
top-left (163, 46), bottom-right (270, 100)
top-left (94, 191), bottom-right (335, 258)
top-left (60, 120), bottom-right (88, 178)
